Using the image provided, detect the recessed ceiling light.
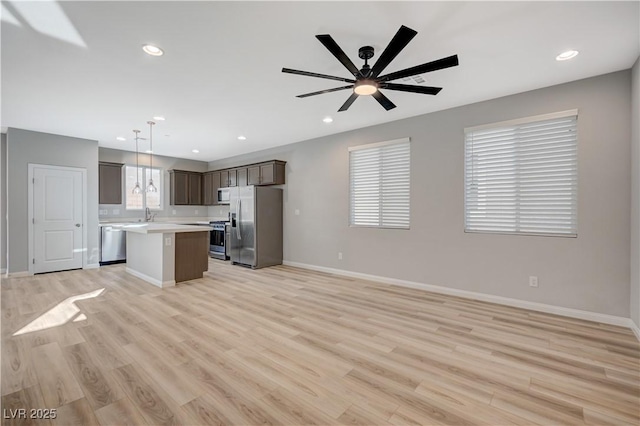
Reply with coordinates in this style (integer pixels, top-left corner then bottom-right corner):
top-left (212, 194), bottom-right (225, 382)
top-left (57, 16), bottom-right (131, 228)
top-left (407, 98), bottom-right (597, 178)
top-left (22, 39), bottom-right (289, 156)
top-left (116, 136), bottom-right (126, 141)
top-left (153, 116), bottom-right (165, 121)
top-left (323, 116), bottom-right (333, 123)
top-left (556, 50), bottom-right (579, 61)
top-left (237, 135), bottom-right (247, 140)
top-left (145, 149), bottom-right (153, 154)
top-left (142, 44), bottom-right (164, 56)
top-left (192, 149), bottom-right (200, 153)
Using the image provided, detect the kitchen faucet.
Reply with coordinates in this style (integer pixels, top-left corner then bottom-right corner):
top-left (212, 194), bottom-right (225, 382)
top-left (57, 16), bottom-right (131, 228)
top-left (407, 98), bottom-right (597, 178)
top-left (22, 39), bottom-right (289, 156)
top-left (145, 207), bottom-right (156, 222)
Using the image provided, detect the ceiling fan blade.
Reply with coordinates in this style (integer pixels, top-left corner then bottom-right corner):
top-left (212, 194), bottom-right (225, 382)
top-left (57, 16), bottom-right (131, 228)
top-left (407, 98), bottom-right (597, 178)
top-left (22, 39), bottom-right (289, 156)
top-left (296, 85), bottom-right (353, 98)
top-left (372, 91), bottom-right (396, 111)
top-left (338, 93), bottom-right (359, 112)
top-left (282, 68), bottom-right (355, 84)
top-left (381, 83), bottom-right (442, 95)
top-left (370, 25), bottom-right (418, 78)
top-left (377, 55), bottom-right (459, 82)
top-left (316, 35), bottom-right (361, 77)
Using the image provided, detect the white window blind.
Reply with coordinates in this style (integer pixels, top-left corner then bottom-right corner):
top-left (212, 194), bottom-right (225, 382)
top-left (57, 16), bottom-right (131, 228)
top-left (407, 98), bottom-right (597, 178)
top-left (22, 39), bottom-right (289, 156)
top-left (349, 138), bottom-right (410, 229)
top-left (464, 111), bottom-right (578, 237)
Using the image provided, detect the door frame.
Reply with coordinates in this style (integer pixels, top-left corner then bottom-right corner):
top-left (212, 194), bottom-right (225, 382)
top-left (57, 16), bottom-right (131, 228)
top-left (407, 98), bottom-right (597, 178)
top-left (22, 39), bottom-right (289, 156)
top-left (28, 163), bottom-right (88, 275)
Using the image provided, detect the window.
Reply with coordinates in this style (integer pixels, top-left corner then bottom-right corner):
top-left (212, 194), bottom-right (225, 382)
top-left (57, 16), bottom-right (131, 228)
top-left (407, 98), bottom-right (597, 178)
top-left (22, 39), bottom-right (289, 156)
top-left (125, 166), bottom-right (163, 210)
top-left (464, 110), bottom-right (578, 237)
top-left (349, 138), bottom-right (410, 229)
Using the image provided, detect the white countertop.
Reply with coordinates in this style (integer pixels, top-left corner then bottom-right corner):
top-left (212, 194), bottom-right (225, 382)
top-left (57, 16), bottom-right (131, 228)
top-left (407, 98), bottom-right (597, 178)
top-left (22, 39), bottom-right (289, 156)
top-left (100, 216), bottom-right (228, 226)
top-left (121, 223), bottom-right (213, 234)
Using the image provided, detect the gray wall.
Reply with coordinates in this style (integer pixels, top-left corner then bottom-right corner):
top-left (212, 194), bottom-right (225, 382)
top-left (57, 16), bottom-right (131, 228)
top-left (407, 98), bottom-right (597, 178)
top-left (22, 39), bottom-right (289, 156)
top-left (1, 133), bottom-right (6, 271)
top-left (7, 128), bottom-right (99, 272)
top-left (631, 57), bottom-right (640, 328)
top-left (211, 70), bottom-right (632, 317)
top-left (98, 148), bottom-right (227, 221)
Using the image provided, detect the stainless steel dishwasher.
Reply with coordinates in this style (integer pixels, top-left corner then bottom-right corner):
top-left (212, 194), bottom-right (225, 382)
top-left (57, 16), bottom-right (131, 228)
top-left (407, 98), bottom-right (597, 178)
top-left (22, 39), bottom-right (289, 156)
top-left (99, 224), bottom-right (127, 265)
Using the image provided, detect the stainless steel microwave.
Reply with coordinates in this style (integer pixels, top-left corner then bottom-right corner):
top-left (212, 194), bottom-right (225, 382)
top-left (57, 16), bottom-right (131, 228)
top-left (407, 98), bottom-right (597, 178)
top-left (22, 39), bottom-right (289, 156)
top-left (217, 188), bottom-right (230, 204)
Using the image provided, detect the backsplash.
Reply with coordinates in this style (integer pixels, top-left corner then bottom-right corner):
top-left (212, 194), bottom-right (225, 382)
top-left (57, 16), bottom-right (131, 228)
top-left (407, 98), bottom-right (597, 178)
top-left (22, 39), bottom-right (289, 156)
top-left (99, 204), bottom-right (229, 220)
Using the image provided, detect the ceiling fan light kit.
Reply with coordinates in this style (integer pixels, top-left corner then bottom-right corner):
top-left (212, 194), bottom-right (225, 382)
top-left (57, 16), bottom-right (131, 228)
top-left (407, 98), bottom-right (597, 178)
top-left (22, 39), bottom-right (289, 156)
top-left (354, 79), bottom-right (378, 96)
top-left (282, 25), bottom-right (459, 112)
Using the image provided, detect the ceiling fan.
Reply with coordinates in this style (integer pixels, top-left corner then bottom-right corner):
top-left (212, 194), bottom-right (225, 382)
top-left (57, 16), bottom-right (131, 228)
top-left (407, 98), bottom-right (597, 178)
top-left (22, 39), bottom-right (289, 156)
top-left (282, 25), bottom-right (459, 112)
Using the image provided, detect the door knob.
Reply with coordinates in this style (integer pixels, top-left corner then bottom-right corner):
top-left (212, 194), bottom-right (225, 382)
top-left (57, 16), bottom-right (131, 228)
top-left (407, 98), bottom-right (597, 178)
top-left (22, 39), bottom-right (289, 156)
top-left (75, 223), bottom-right (81, 227)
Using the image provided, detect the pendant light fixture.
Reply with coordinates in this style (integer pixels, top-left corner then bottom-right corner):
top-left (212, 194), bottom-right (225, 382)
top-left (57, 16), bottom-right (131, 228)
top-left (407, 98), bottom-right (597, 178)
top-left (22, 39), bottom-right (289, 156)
top-left (132, 129), bottom-right (142, 194)
top-left (146, 121), bottom-right (158, 193)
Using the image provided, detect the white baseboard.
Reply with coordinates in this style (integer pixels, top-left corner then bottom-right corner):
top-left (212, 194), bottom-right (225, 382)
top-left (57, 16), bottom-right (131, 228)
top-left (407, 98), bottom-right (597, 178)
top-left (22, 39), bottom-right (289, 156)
top-left (5, 271), bottom-right (29, 278)
top-left (85, 263), bottom-right (100, 270)
top-left (125, 267), bottom-right (175, 288)
top-left (631, 320), bottom-right (640, 341)
top-left (283, 261), bottom-right (635, 331)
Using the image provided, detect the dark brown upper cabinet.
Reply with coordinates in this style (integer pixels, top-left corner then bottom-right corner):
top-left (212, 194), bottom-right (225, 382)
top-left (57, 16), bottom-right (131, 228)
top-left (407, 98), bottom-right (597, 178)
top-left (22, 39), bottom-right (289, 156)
top-left (207, 160), bottom-right (285, 193)
top-left (247, 161), bottom-right (286, 185)
top-left (99, 162), bottom-right (123, 204)
top-left (189, 172), bottom-right (202, 205)
top-left (236, 168), bottom-right (248, 187)
top-left (203, 171), bottom-right (220, 206)
top-left (169, 170), bottom-right (203, 205)
top-left (219, 169), bottom-right (237, 187)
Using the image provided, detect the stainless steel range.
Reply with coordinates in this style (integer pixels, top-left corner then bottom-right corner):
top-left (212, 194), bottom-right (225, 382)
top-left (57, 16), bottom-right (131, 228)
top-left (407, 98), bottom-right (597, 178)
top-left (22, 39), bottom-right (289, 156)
top-left (209, 221), bottom-right (228, 260)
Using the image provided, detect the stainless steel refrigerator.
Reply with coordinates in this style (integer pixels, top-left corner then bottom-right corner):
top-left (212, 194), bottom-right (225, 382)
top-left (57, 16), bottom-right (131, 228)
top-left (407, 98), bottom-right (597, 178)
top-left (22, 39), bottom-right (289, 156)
top-left (229, 186), bottom-right (283, 269)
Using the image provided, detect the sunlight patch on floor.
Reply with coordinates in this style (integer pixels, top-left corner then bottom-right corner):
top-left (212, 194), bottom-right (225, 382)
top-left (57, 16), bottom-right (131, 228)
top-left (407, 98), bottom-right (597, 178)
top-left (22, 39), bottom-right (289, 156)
top-left (13, 288), bottom-right (104, 336)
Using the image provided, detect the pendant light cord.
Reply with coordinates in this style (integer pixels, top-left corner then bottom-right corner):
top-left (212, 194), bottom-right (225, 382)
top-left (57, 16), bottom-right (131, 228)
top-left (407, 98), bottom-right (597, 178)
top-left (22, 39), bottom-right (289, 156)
top-left (147, 121), bottom-right (155, 172)
top-left (146, 121), bottom-right (157, 193)
top-left (135, 130), bottom-right (140, 182)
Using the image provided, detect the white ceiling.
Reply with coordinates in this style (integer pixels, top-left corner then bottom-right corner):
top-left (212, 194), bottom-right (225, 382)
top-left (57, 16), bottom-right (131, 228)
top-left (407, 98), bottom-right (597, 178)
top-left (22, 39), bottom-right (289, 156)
top-left (2, 1), bottom-right (639, 162)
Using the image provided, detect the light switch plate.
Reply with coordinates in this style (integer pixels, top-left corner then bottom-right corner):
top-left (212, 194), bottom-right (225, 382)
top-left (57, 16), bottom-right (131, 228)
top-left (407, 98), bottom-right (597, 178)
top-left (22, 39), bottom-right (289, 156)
top-left (165, 237), bottom-right (171, 246)
top-left (295, 209), bottom-right (300, 216)
top-left (112, 209), bottom-right (120, 215)
top-left (99, 209), bottom-right (108, 215)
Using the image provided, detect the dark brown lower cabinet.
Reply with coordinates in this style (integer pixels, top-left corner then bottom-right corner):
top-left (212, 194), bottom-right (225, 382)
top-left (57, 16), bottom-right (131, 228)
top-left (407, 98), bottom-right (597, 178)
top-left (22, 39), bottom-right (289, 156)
top-left (174, 232), bottom-right (209, 282)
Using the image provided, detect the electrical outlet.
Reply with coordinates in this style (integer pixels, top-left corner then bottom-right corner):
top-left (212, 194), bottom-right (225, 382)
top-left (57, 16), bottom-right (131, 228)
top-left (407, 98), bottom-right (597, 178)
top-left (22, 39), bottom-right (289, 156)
top-left (165, 237), bottom-right (171, 246)
top-left (195, 209), bottom-right (199, 215)
top-left (338, 252), bottom-right (343, 260)
top-left (529, 276), bottom-right (539, 287)
top-left (112, 209), bottom-right (120, 215)
top-left (99, 209), bottom-right (108, 215)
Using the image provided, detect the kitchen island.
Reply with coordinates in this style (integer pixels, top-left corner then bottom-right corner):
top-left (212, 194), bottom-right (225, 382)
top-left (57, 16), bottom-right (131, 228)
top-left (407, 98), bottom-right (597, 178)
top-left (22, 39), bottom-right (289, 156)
top-left (123, 223), bottom-right (212, 288)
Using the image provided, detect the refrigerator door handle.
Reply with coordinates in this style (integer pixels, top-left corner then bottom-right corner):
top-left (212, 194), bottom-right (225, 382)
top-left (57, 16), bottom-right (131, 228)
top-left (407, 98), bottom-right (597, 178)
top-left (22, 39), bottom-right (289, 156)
top-left (236, 198), bottom-right (242, 240)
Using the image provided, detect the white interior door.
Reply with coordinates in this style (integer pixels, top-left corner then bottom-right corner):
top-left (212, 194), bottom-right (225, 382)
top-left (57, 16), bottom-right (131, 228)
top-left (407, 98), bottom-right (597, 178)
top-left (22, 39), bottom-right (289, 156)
top-left (32, 166), bottom-right (83, 273)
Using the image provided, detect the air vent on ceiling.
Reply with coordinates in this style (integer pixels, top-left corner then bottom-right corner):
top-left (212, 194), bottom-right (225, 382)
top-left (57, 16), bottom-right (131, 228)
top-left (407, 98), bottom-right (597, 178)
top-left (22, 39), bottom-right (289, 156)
top-left (401, 75), bottom-right (425, 84)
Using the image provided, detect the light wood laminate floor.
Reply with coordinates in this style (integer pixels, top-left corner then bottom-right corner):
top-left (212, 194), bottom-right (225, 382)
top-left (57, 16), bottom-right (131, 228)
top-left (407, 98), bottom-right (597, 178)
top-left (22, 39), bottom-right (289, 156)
top-left (1, 260), bottom-right (639, 425)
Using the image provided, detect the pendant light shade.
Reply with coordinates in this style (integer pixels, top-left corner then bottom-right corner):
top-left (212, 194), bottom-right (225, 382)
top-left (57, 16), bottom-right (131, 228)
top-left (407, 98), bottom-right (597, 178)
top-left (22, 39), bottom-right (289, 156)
top-left (146, 121), bottom-right (158, 193)
top-left (132, 129), bottom-right (142, 194)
